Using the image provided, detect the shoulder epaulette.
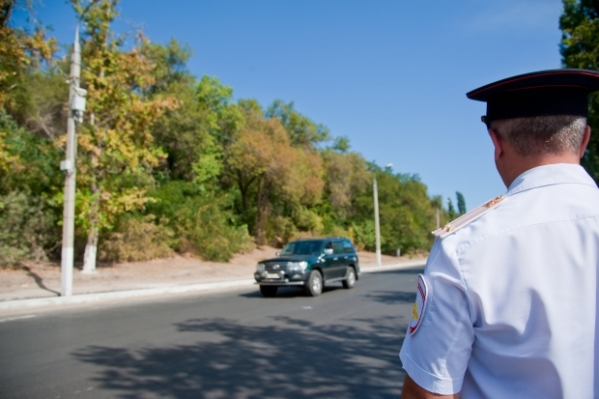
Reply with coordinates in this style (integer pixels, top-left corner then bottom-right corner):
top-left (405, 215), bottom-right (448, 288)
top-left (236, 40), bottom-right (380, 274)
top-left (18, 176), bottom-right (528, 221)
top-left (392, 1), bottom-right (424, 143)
top-left (432, 195), bottom-right (507, 239)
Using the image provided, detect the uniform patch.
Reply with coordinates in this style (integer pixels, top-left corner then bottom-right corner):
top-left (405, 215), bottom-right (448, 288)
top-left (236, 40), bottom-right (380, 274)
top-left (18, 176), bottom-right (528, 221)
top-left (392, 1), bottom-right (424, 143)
top-left (409, 274), bottom-right (429, 335)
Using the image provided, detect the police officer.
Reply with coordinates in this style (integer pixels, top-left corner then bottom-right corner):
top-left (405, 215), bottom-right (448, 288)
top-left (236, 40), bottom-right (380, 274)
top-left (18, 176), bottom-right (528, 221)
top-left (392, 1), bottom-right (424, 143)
top-left (399, 69), bottom-right (599, 399)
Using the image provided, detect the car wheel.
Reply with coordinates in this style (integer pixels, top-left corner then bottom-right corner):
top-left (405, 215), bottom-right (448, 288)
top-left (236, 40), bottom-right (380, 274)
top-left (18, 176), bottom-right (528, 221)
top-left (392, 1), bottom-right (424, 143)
top-left (305, 270), bottom-right (323, 297)
top-left (260, 285), bottom-right (278, 297)
top-left (342, 267), bottom-right (356, 289)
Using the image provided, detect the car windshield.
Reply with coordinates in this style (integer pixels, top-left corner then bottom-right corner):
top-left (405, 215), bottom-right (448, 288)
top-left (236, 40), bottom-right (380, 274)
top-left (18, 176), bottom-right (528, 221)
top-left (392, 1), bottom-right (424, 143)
top-left (280, 240), bottom-right (323, 256)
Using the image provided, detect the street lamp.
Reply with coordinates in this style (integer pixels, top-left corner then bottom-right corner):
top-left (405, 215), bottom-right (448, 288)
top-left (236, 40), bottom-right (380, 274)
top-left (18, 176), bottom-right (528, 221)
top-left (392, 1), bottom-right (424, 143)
top-left (60, 26), bottom-right (86, 297)
top-left (373, 163), bottom-right (392, 267)
top-left (373, 177), bottom-right (381, 267)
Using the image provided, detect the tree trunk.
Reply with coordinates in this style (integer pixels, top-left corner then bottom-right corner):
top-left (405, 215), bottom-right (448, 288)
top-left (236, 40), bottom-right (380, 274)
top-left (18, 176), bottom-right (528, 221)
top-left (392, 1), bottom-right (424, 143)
top-left (0, 1), bottom-right (14, 28)
top-left (82, 179), bottom-right (100, 273)
top-left (82, 111), bottom-right (100, 273)
top-left (237, 170), bottom-right (248, 210)
top-left (255, 177), bottom-right (270, 245)
top-left (82, 226), bottom-right (98, 273)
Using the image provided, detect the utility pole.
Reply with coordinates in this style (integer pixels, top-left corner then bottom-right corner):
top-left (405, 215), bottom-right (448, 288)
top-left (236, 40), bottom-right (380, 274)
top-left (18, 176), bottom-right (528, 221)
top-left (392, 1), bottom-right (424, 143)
top-left (60, 26), bottom-right (86, 297)
top-left (373, 177), bottom-right (382, 267)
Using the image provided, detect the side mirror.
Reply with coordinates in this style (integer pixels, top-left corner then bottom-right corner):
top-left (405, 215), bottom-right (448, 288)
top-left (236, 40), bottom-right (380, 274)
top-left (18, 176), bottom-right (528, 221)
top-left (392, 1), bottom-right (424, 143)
top-left (324, 248), bottom-right (334, 255)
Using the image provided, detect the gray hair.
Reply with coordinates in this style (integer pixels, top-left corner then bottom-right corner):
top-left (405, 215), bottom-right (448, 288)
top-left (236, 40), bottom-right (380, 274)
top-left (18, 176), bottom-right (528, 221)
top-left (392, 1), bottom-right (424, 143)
top-left (490, 115), bottom-right (587, 156)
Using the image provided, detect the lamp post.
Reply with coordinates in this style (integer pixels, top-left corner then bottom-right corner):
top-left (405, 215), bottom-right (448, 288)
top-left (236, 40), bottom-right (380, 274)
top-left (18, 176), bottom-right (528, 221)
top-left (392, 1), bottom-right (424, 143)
top-left (60, 26), bottom-right (86, 296)
top-left (373, 163), bottom-right (391, 267)
top-left (373, 177), bottom-right (382, 267)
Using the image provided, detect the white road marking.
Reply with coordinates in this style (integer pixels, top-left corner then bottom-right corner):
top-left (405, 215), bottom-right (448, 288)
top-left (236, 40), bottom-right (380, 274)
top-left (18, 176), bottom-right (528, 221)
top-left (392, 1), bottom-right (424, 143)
top-left (0, 314), bottom-right (37, 323)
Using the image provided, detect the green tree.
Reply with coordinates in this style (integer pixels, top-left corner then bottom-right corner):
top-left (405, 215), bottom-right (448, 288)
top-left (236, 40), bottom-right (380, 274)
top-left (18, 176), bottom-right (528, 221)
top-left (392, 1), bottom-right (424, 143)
top-left (71, 0), bottom-right (178, 271)
top-left (145, 181), bottom-right (251, 262)
top-left (0, 191), bottom-right (58, 266)
top-left (447, 197), bottom-right (457, 220)
top-left (0, 110), bottom-right (62, 194)
top-left (13, 68), bottom-right (68, 139)
top-left (352, 164), bottom-right (435, 254)
top-left (152, 75), bottom-right (240, 186)
top-left (456, 191), bottom-right (466, 215)
top-left (430, 195), bottom-right (443, 229)
top-left (0, 110), bottom-right (62, 266)
top-left (225, 100), bottom-right (324, 244)
top-left (266, 100), bottom-right (330, 149)
top-left (0, 2), bottom-right (64, 267)
top-left (0, 0), bottom-right (68, 139)
top-left (321, 149), bottom-right (371, 221)
top-left (331, 136), bottom-right (350, 153)
top-left (141, 40), bottom-right (231, 189)
top-left (560, 0), bottom-right (599, 184)
top-left (140, 38), bottom-right (193, 94)
top-left (0, 0), bottom-right (57, 112)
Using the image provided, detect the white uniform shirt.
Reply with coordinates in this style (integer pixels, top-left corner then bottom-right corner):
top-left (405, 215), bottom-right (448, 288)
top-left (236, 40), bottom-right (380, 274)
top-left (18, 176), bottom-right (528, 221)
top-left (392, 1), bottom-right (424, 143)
top-left (399, 163), bottom-right (599, 398)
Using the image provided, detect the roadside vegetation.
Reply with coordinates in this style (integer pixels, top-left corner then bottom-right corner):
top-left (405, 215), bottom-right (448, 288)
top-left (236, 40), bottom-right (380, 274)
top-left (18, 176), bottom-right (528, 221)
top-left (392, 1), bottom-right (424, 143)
top-left (560, 0), bottom-right (599, 185)
top-left (1, 0), bottom-right (497, 267)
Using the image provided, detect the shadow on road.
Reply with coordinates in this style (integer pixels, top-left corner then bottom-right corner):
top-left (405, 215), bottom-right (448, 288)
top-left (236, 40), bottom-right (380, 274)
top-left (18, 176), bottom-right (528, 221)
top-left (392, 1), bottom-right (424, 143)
top-left (73, 315), bottom-right (408, 398)
top-left (365, 290), bottom-right (416, 305)
top-left (240, 285), bottom-right (344, 299)
top-left (362, 268), bottom-right (421, 305)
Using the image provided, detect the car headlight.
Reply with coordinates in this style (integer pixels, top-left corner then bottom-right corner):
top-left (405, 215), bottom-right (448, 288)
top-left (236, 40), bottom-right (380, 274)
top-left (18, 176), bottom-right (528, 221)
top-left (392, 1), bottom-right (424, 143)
top-left (256, 263), bottom-right (265, 272)
top-left (289, 261), bottom-right (308, 271)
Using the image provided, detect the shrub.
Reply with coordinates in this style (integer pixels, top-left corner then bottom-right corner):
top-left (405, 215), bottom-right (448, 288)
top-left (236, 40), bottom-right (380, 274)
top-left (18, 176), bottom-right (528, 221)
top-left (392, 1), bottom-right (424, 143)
top-left (266, 215), bottom-right (296, 247)
top-left (0, 191), bottom-right (58, 267)
top-left (98, 215), bottom-right (174, 262)
top-left (292, 207), bottom-right (323, 233)
top-left (0, 110), bottom-right (62, 194)
top-left (324, 225), bottom-right (351, 240)
top-left (351, 220), bottom-right (380, 251)
top-left (175, 203), bottom-right (253, 262)
top-left (147, 181), bottom-right (253, 262)
top-left (288, 230), bottom-right (318, 241)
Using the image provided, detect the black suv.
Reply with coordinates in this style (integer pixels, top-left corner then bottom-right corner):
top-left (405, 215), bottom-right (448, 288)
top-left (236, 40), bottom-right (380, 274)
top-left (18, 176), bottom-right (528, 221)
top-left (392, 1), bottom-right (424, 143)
top-left (254, 237), bottom-right (360, 297)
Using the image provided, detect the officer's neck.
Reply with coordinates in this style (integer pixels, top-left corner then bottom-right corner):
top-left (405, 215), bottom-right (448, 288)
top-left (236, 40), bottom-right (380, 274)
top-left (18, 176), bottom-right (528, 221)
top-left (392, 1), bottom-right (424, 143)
top-left (489, 127), bottom-right (588, 188)
top-left (496, 152), bottom-right (580, 188)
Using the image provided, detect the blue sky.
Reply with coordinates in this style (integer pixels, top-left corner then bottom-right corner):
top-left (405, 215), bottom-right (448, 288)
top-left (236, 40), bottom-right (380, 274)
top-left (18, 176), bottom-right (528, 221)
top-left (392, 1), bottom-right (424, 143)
top-left (17, 0), bottom-right (565, 210)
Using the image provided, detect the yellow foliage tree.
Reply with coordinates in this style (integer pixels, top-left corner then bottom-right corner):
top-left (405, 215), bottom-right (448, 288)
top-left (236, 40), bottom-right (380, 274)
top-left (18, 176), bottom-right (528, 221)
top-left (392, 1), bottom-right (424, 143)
top-left (69, 0), bottom-right (178, 271)
top-left (0, 0), bottom-right (56, 110)
top-left (227, 101), bottom-right (324, 244)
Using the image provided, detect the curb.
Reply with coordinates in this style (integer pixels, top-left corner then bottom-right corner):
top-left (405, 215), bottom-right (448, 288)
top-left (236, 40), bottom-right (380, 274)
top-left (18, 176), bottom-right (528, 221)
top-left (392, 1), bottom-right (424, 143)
top-left (361, 260), bottom-right (426, 273)
top-left (0, 260), bottom-right (426, 312)
top-left (0, 280), bottom-right (255, 312)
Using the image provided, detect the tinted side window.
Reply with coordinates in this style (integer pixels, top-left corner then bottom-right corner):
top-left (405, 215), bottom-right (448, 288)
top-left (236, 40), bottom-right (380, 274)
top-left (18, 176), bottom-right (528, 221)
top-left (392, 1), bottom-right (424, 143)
top-left (332, 241), bottom-right (344, 254)
top-left (342, 240), bottom-right (355, 253)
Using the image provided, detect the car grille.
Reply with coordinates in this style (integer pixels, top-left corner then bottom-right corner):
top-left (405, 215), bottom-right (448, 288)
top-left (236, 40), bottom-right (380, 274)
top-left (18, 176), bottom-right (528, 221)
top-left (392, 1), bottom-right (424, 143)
top-left (264, 262), bottom-right (291, 272)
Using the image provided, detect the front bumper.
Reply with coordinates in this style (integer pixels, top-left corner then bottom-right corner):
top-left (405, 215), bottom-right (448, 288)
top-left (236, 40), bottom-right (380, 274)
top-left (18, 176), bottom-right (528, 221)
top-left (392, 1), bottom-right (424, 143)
top-left (255, 280), bottom-right (305, 286)
top-left (254, 270), bottom-right (307, 286)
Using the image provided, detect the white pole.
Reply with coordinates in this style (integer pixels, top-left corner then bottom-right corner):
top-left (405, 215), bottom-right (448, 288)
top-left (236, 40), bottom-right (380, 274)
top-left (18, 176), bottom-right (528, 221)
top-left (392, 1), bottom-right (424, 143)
top-left (60, 26), bottom-right (81, 297)
top-left (436, 207), bottom-right (440, 230)
top-left (373, 177), bottom-right (382, 267)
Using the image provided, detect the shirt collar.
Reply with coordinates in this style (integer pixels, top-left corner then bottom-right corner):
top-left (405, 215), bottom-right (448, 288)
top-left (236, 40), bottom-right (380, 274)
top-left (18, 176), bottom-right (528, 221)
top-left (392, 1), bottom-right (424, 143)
top-left (507, 163), bottom-right (596, 196)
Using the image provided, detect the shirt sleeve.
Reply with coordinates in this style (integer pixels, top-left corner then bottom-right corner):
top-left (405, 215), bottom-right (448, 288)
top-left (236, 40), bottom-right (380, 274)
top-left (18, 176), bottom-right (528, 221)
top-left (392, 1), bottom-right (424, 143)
top-left (399, 236), bottom-right (474, 395)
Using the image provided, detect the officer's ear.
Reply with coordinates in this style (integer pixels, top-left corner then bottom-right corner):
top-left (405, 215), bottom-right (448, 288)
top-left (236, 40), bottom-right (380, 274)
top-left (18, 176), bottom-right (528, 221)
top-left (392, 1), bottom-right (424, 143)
top-left (489, 129), bottom-right (504, 162)
top-left (579, 125), bottom-right (591, 159)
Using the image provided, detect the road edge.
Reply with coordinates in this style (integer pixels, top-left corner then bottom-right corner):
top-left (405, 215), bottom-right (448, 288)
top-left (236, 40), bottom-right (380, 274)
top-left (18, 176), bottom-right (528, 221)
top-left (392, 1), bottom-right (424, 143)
top-left (0, 260), bottom-right (426, 312)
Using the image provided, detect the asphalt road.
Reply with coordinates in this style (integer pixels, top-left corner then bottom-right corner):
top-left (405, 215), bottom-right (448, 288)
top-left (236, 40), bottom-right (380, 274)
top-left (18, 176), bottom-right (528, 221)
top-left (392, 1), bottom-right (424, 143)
top-left (0, 267), bottom-right (423, 399)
